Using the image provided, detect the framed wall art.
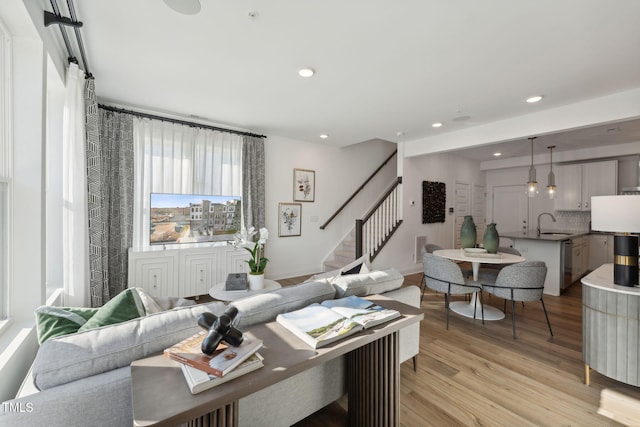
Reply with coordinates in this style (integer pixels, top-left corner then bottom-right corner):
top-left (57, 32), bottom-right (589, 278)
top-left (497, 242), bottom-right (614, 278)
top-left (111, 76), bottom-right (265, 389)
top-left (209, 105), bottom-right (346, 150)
top-left (279, 202), bottom-right (301, 237)
top-left (293, 168), bottom-right (315, 202)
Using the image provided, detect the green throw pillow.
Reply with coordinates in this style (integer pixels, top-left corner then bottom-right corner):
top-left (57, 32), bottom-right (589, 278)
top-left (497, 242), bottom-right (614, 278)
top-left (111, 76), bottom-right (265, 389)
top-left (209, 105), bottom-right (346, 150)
top-left (77, 288), bottom-right (146, 332)
top-left (35, 306), bottom-right (99, 344)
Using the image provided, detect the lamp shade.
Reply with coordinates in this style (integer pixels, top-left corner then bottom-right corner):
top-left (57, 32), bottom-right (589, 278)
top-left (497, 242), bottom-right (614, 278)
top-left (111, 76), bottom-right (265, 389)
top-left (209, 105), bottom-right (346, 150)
top-left (591, 195), bottom-right (640, 287)
top-left (591, 195), bottom-right (640, 232)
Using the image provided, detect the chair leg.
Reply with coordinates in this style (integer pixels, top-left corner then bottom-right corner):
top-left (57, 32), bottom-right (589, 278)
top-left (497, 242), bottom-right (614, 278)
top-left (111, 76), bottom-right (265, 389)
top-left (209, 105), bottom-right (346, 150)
top-left (445, 293), bottom-right (450, 330)
top-left (420, 275), bottom-right (426, 303)
top-left (511, 299), bottom-right (517, 339)
top-left (412, 355), bottom-right (418, 372)
top-left (480, 291), bottom-right (485, 325)
top-left (540, 298), bottom-right (553, 337)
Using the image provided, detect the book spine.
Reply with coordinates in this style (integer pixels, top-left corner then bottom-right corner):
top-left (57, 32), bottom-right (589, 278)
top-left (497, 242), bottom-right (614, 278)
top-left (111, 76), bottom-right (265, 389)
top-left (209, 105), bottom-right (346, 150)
top-left (164, 351), bottom-right (223, 377)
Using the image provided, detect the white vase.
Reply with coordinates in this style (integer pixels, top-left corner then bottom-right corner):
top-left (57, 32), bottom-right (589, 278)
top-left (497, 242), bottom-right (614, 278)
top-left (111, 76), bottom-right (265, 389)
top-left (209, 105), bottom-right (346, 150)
top-left (248, 273), bottom-right (265, 290)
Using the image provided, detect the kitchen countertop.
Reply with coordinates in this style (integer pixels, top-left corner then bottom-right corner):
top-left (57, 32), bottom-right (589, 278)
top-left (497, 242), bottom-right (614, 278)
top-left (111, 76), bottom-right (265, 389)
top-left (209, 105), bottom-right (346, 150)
top-left (500, 230), bottom-right (591, 241)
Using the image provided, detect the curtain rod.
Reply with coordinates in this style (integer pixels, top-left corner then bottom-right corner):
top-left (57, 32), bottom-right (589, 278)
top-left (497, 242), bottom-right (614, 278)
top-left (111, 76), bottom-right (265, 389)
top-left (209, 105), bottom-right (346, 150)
top-left (46, 0), bottom-right (93, 78)
top-left (98, 104), bottom-right (267, 139)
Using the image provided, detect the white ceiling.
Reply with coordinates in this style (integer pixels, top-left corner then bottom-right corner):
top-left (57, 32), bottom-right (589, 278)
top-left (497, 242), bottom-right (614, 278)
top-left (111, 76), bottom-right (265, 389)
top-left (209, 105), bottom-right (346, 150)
top-left (61, 1), bottom-right (640, 159)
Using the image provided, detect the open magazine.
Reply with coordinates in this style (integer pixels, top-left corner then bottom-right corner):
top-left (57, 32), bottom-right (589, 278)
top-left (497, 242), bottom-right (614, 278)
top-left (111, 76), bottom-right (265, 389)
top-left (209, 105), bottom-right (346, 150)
top-left (276, 295), bottom-right (400, 349)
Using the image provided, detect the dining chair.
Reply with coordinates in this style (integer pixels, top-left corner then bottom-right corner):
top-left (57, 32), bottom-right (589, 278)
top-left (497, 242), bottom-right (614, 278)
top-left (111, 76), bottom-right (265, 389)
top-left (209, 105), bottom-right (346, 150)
top-left (420, 244), bottom-right (443, 298)
top-left (422, 253), bottom-right (484, 329)
top-left (481, 261), bottom-right (553, 339)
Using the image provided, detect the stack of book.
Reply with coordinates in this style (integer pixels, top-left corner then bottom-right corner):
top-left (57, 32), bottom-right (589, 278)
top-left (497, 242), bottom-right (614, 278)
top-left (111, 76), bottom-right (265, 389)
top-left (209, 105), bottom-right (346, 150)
top-left (164, 330), bottom-right (263, 394)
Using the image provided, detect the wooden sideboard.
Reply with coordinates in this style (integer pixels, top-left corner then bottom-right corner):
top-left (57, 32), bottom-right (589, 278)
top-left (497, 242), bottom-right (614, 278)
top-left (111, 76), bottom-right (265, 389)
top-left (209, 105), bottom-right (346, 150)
top-left (130, 296), bottom-right (424, 427)
top-left (581, 263), bottom-right (640, 386)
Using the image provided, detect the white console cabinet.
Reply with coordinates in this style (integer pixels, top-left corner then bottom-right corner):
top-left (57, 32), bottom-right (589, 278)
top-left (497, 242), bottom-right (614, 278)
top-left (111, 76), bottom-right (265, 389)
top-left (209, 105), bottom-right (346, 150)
top-left (128, 246), bottom-right (250, 298)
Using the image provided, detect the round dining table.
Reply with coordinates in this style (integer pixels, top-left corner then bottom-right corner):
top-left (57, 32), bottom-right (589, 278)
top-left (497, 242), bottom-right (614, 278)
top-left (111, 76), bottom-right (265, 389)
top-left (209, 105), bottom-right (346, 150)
top-left (432, 248), bottom-right (526, 320)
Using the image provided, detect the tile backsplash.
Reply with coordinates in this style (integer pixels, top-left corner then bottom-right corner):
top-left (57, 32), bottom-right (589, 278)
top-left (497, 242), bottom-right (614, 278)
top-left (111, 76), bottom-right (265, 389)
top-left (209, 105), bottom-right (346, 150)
top-left (552, 211), bottom-right (591, 233)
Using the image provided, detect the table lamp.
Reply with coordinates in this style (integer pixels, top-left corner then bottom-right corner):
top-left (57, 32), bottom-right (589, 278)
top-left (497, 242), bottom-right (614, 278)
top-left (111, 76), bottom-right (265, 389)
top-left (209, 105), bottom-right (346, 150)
top-left (591, 195), bottom-right (640, 287)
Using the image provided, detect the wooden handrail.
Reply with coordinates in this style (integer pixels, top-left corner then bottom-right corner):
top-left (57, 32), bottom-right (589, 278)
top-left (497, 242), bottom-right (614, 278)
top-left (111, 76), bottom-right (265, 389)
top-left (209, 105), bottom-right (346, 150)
top-left (319, 150), bottom-right (397, 230)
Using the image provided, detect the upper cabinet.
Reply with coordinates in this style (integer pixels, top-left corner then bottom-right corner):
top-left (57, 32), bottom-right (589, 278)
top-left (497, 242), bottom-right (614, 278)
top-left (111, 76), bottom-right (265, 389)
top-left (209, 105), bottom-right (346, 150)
top-left (555, 160), bottom-right (617, 211)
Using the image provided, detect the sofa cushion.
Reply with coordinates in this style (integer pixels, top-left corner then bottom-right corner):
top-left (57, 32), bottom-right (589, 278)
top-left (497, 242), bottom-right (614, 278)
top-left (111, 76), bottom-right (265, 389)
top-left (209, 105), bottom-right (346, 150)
top-left (32, 301), bottom-right (227, 390)
top-left (77, 288), bottom-right (147, 332)
top-left (231, 280), bottom-right (336, 329)
top-left (34, 306), bottom-right (99, 344)
top-left (331, 268), bottom-right (404, 298)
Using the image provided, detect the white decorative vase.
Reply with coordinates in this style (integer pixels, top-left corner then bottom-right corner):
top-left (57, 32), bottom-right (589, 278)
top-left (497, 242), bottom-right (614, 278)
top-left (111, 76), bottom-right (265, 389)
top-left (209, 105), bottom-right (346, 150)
top-left (248, 273), bottom-right (265, 290)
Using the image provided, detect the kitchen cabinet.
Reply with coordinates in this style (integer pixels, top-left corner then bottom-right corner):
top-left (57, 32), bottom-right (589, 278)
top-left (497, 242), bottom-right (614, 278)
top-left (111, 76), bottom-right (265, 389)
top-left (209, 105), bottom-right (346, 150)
top-left (588, 234), bottom-right (614, 270)
top-left (129, 246), bottom-right (250, 298)
top-left (555, 160), bottom-right (617, 211)
top-left (571, 236), bottom-right (589, 282)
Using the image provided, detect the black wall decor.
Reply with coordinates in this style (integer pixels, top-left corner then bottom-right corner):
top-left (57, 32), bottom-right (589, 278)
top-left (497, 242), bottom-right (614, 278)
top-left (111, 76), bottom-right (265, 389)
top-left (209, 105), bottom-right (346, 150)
top-left (422, 181), bottom-right (446, 223)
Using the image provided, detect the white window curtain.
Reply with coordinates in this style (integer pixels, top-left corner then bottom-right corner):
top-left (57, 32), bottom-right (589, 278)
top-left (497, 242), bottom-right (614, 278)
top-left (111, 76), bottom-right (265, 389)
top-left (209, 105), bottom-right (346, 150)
top-left (62, 63), bottom-right (89, 307)
top-left (132, 117), bottom-right (243, 249)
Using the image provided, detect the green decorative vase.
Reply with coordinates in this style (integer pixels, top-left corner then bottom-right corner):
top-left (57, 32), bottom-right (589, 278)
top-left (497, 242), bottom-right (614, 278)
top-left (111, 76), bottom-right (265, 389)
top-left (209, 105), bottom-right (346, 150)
top-left (460, 215), bottom-right (477, 248)
top-left (483, 223), bottom-right (499, 254)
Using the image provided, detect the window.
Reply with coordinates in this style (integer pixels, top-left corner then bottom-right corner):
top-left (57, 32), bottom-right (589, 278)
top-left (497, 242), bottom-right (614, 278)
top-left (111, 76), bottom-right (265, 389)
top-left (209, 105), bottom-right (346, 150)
top-left (0, 21), bottom-right (10, 321)
top-left (132, 118), bottom-right (243, 249)
top-left (0, 182), bottom-right (7, 320)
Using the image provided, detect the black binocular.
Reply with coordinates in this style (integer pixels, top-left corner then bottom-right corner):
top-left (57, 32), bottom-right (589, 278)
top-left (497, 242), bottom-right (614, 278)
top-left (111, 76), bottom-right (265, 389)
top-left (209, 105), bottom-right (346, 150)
top-left (197, 306), bottom-right (244, 355)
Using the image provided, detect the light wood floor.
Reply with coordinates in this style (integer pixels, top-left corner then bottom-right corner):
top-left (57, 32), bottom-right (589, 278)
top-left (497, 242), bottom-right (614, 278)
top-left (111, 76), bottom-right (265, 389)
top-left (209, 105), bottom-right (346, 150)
top-left (287, 272), bottom-right (640, 427)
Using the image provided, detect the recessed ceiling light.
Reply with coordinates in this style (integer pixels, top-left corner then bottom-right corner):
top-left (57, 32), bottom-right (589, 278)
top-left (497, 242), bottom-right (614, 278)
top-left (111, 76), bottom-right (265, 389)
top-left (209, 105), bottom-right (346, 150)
top-left (163, 0), bottom-right (201, 15)
top-left (432, 122), bottom-right (443, 128)
top-left (319, 134), bottom-right (329, 139)
top-left (526, 95), bottom-right (543, 103)
top-left (298, 68), bottom-right (315, 78)
top-left (493, 152), bottom-right (502, 157)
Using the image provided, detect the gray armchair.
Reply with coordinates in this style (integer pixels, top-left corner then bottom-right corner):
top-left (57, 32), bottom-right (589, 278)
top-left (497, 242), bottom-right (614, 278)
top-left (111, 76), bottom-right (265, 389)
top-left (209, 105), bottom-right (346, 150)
top-left (422, 253), bottom-right (483, 329)
top-left (481, 261), bottom-right (553, 339)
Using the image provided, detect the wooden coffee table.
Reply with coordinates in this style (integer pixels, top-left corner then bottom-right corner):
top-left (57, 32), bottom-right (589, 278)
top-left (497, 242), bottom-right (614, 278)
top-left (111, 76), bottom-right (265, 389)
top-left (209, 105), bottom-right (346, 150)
top-left (130, 296), bottom-right (423, 427)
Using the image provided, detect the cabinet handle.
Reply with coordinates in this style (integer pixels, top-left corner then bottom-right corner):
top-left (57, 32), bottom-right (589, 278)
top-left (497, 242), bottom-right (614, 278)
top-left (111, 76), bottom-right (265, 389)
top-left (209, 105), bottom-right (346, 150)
top-left (584, 201), bottom-right (589, 208)
top-left (153, 274), bottom-right (158, 288)
top-left (578, 202), bottom-right (581, 208)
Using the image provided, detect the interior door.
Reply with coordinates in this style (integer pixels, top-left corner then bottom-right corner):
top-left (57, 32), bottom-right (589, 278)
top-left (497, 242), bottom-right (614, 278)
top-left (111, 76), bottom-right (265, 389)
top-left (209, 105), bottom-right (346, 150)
top-left (454, 182), bottom-right (470, 248)
top-left (472, 184), bottom-right (486, 243)
top-left (492, 185), bottom-right (528, 245)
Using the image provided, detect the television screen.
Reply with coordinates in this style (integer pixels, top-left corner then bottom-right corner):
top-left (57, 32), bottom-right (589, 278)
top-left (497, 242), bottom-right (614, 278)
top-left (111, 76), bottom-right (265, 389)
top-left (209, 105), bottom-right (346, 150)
top-left (150, 193), bottom-right (241, 245)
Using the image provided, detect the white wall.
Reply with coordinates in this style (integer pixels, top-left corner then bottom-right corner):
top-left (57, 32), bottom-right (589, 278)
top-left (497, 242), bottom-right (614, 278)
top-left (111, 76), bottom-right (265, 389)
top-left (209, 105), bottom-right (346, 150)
top-left (264, 136), bottom-right (397, 279)
top-left (371, 151), bottom-right (485, 275)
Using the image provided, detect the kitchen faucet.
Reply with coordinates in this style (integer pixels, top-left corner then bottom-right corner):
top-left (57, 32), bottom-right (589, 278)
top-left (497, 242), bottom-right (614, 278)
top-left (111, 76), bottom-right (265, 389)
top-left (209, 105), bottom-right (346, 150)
top-left (537, 212), bottom-right (556, 236)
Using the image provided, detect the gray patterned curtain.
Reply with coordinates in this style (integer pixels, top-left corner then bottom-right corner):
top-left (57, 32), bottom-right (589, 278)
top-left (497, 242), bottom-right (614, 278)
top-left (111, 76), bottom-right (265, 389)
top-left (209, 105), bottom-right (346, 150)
top-left (242, 136), bottom-right (266, 229)
top-left (85, 81), bottom-right (134, 306)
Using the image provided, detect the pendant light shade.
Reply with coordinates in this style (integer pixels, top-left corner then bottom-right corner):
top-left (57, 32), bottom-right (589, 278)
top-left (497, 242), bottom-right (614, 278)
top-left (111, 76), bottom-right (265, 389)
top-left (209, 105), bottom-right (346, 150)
top-left (547, 145), bottom-right (556, 199)
top-left (527, 137), bottom-right (538, 198)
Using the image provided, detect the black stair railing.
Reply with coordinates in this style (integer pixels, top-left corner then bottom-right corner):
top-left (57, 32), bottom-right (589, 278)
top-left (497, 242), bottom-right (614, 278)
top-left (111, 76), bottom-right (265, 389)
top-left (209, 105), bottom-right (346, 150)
top-left (320, 150), bottom-right (397, 230)
top-left (356, 177), bottom-right (403, 262)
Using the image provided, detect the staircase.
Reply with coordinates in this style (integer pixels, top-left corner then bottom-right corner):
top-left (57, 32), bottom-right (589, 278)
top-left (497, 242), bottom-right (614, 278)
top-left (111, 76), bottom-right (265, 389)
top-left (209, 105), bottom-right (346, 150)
top-left (320, 150), bottom-right (402, 272)
top-left (323, 176), bottom-right (403, 271)
top-left (324, 229), bottom-right (357, 271)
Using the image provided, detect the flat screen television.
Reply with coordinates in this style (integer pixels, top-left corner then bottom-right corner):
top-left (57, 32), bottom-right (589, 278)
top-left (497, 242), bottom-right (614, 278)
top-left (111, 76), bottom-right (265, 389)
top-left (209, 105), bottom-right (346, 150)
top-left (149, 193), bottom-right (241, 245)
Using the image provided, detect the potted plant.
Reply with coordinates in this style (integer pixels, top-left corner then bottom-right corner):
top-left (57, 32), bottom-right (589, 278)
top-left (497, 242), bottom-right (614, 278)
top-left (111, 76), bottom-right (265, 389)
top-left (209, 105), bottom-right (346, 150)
top-left (234, 227), bottom-right (269, 290)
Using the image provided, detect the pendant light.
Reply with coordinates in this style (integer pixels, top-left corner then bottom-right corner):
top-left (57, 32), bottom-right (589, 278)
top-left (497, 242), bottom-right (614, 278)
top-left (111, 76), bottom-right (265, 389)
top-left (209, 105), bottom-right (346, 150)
top-left (547, 145), bottom-right (556, 199)
top-left (527, 137), bottom-right (538, 198)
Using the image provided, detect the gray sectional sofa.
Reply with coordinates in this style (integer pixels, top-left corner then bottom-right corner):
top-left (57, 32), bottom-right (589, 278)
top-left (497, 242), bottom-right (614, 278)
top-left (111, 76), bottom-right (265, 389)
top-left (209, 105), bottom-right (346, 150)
top-left (0, 268), bottom-right (420, 427)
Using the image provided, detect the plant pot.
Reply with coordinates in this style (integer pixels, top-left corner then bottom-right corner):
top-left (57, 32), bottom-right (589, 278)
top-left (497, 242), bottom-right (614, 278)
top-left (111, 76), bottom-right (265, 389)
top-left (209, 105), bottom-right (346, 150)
top-left (460, 215), bottom-right (477, 248)
top-left (248, 273), bottom-right (265, 290)
top-left (483, 223), bottom-right (499, 254)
